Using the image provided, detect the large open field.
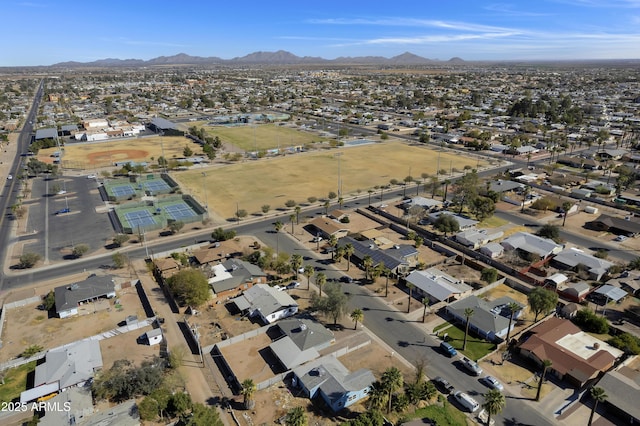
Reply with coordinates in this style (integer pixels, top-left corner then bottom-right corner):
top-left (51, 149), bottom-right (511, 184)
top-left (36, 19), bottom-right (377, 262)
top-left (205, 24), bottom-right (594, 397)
top-left (204, 123), bottom-right (329, 151)
top-left (38, 136), bottom-right (202, 168)
top-left (174, 141), bottom-right (488, 220)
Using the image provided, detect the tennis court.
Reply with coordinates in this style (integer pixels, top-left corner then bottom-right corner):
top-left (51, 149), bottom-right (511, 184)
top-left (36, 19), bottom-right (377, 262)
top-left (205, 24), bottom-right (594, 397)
top-left (123, 210), bottom-right (158, 230)
top-left (111, 184), bottom-right (136, 198)
top-left (143, 179), bottom-right (171, 193)
top-left (164, 202), bottom-right (198, 220)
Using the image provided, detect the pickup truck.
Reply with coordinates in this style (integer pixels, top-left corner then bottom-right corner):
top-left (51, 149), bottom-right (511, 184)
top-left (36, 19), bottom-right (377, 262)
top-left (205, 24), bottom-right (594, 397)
top-left (461, 356), bottom-right (483, 376)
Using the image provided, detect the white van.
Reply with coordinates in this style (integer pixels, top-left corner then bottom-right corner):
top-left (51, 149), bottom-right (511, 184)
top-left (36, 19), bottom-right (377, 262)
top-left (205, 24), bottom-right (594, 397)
top-left (454, 391), bottom-right (480, 412)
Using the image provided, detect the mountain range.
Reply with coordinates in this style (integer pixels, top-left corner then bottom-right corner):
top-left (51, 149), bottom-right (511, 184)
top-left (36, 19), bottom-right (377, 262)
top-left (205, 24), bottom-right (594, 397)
top-left (52, 50), bottom-right (463, 67)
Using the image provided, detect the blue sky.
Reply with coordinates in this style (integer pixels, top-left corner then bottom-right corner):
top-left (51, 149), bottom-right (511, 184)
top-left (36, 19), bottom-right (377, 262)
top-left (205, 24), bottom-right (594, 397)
top-left (4, 0), bottom-right (640, 66)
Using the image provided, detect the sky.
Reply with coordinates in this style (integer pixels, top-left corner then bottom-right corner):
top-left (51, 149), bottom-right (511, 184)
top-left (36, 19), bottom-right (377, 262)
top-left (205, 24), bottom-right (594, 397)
top-left (3, 0), bottom-right (640, 66)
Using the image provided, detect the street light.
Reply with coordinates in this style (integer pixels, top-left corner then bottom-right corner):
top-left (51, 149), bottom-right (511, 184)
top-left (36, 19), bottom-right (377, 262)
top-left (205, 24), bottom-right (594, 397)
top-left (334, 152), bottom-right (343, 199)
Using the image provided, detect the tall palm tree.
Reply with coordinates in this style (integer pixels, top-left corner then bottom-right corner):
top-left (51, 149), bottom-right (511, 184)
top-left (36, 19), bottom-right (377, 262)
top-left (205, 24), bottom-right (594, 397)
top-left (294, 206), bottom-right (301, 224)
top-left (462, 308), bottom-right (475, 350)
top-left (535, 359), bottom-right (552, 401)
top-left (505, 302), bottom-right (520, 346)
top-left (290, 254), bottom-right (303, 279)
top-left (366, 381), bottom-right (387, 411)
top-left (483, 389), bottom-right (506, 425)
top-left (350, 308), bottom-right (364, 330)
top-left (443, 179), bottom-right (451, 202)
top-left (315, 272), bottom-right (327, 297)
top-left (335, 246), bottom-right (345, 265)
top-left (289, 214), bottom-right (296, 233)
top-left (240, 378), bottom-right (256, 410)
top-left (303, 265), bottom-right (314, 290)
top-left (587, 387), bottom-right (607, 426)
top-left (362, 255), bottom-right (374, 281)
top-left (328, 235), bottom-right (338, 260)
top-left (344, 243), bottom-right (354, 271)
top-left (285, 406), bottom-right (307, 426)
top-left (422, 298), bottom-right (430, 323)
top-left (383, 267), bottom-right (392, 297)
top-left (407, 283), bottom-right (415, 313)
top-left (273, 221), bottom-right (283, 255)
top-left (370, 263), bottom-right (384, 283)
top-left (381, 367), bottom-right (403, 414)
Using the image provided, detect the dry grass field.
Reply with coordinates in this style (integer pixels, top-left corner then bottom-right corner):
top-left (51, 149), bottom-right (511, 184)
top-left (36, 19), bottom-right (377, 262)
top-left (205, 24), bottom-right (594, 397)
top-left (203, 123), bottom-right (329, 151)
top-left (174, 141), bottom-right (487, 220)
top-left (38, 136), bottom-right (203, 168)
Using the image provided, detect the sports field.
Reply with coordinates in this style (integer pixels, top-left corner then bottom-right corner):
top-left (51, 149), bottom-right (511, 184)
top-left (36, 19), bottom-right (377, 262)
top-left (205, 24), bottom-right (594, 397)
top-left (174, 141), bottom-right (488, 220)
top-left (38, 136), bottom-right (202, 168)
top-left (204, 123), bottom-right (329, 151)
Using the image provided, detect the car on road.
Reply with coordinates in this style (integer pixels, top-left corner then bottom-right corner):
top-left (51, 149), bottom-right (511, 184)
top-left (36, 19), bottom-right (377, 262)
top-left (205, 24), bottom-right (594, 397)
top-left (482, 375), bottom-right (504, 391)
top-left (614, 235), bottom-right (628, 242)
top-left (453, 391), bottom-right (480, 412)
top-left (57, 190), bottom-right (67, 195)
top-left (7, 174), bottom-right (12, 180)
top-left (286, 281), bottom-right (300, 290)
top-left (87, 174), bottom-right (96, 179)
top-left (340, 275), bottom-right (354, 283)
top-left (55, 207), bottom-right (70, 215)
top-left (461, 357), bottom-right (483, 376)
top-left (432, 376), bottom-right (454, 394)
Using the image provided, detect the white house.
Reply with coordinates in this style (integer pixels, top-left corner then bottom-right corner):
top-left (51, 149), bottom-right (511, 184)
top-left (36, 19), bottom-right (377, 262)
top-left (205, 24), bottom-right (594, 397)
top-left (231, 284), bottom-right (298, 324)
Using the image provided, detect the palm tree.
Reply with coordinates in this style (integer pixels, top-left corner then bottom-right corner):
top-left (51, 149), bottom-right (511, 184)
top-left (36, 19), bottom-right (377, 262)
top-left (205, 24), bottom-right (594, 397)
top-left (344, 243), bottom-right (354, 271)
top-left (335, 245), bottom-right (345, 265)
top-left (303, 265), bottom-right (314, 290)
top-left (505, 302), bottom-right (520, 346)
top-left (422, 298), bottom-right (430, 323)
top-left (535, 360), bottom-right (552, 401)
top-left (383, 267), bottom-right (392, 297)
top-left (323, 200), bottom-right (330, 215)
top-left (273, 221), bottom-right (283, 255)
top-left (483, 389), bottom-right (506, 425)
top-left (407, 283), bottom-right (415, 313)
top-left (240, 378), bottom-right (256, 410)
top-left (381, 367), bottom-right (403, 414)
top-left (367, 189), bottom-right (374, 206)
top-left (290, 254), bottom-right (303, 279)
top-left (350, 308), bottom-right (364, 330)
top-left (289, 214), bottom-right (296, 233)
top-left (285, 406), bottom-right (307, 426)
top-left (294, 206), bottom-right (301, 224)
top-left (443, 179), bottom-right (451, 202)
top-left (362, 255), bottom-right (373, 281)
top-left (587, 387), bottom-right (607, 426)
top-left (462, 308), bottom-right (475, 350)
top-left (315, 272), bottom-right (327, 297)
top-left (366, 381), bottom-right (387, 411)
top-left (370, 263), bottom-right (384, 283)
top-left (328, 234), bottom-right (338, 260)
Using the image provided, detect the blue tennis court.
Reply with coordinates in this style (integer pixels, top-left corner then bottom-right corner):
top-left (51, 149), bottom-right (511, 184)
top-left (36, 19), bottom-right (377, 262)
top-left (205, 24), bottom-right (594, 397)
top-left (165, 203), bottom-right (197, 220)
top-left (144, 180), bottom-right (171, 192)
top-left (111, 184), bottom-right (136, 197)
top-left (124, 210), bottom-right (157, 228)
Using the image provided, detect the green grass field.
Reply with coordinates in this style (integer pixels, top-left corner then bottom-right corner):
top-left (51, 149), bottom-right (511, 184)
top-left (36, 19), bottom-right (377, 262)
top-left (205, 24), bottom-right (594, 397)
top-left (204, 123), bottom-right (329, 151)
top-left (173, 141), bottom-right (488, 220)
top-left (0, 361), bottom-right (36, 403)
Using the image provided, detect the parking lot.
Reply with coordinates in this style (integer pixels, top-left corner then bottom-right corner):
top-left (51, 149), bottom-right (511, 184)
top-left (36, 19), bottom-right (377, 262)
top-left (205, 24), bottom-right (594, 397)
top-left (22, 174), bottom-right (113, 262)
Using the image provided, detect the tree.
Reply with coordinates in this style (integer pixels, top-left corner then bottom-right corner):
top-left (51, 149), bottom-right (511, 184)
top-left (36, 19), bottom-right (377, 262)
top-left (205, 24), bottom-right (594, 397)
top-left (312, 281), bottom-right (349, 325)
top-left (587, 387), bottom-right (607, 426)
top-left (138, 396), bottom-right (159, 421)
top-left (18, 252), bottom-right (40, 269)
top-left (434, 214), bottom-right (459, 236)
top-left (241, 379), bottom-right (256, 410)
top-left (42, 290), bottom-right (56, 311)
top-left (420, 298), bottom-right (430, 323)
top-left (303, 265), bottom-right (314, 290)
top-left (344, 243), bottom-right (354, 271)
top-left (528, 287), bottom-right (558, 322)
top-left (261, 204), bottom-right (270, 214)
top-left (72, 244), bottom-right (89, 258)
top-left (274, 221), bottom-right (284, 254)
top-left (535, 360), bottom-right (552, 401)
top-left (183, 145), bottom-right (193, 157)
top-left (235, 209), bottom-right (247, 221)
top-left (561, 201), bottom-right (573, 227)
top-left (537, 224), bottom-right (560, 242)
top-left (315, 272), bottom-right (327, 297)
top-left (463, 308), bottom-right (475, 350)
top-left (505, 302), bottom-right (521, 345)
top-left (166, 269), bottom-right (210, 307)
top-left (381, 367), bottom-right (404, 414)
top-left (366, 381), bottom-right (387, 411)
top-left (168, 392), bottom-right (192, 418)
top-left (362, 255), bottom-right (374, 281)
top-left (328, 234), bottom-right (338, 260)
top-left (350, 308), bottom-right (364, 330)
top-left (481, 268), bottom-right (498, 283)
top-left (382, 266), bottom-right (392, 297)
top-left (112, 233), bottom-right (130, 247)
top-left (470, 196), bottom-right (495, 221)
top-left (285, 199), bottom-right (297, 208)
top-left (327, 191), bottom-right (337, 200)
top-left (295, 206), bottom-right (301, 224)
top-left (407, 283), bottom-right (415, 313)
top-left (168, 221), bottom-right (184, 235)
top-left (112, 252), bottom-right (127, 269)
top-left (483, 389), bottom-right (506, 425)
top-left (289, 214), bottom-right (296, 233)
top-left (285, 406), bottom-right (307, 426)
top-left (290, 254), bottom-right (303, 278)
top-left (186, 403), bottom-right (223, 426)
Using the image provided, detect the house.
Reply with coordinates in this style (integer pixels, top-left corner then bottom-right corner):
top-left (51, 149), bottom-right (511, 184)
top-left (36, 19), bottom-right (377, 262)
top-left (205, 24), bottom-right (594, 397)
top-left (427, 211), bottom-right (479, 231)
top-left (488, 180), bottom-right (524, 194)
top-left (144, 328), bottom-right (163, 346)
top-left (588, 214), bottom-right (640, 237)
top-left (455, 229), bottom-right (503, 249)
top-left (559, 302), bottom-right (581, 319)
top-left (20, 340), bottom-right (103, 403)
top-left (341, 236), bottom-right (410, 275)
top-left (269, 318), bottom-right (336, 370)
top-left (207, 258), bottom-right (267, 299)
top-left (446, 296), bottom-right (524, 342)
top-left (231, 284), bottom-right (298, 324)
top-left (405, 268), bottom-right (473, 303)
top-left (518, 317), bottom-right (623, 387)
top-left (480, 242), bottom-right (504, 259)
top-left (148, 117), bottom-right (184, 136)
top-left (596, 358), bottom-right (640, 423)
top-left (543, 273), bottom-right (569, 289)
top-left (292, 355), bottom-right (375, 412)
top-left (34, 127), bottom-right (58, 141)
top-left (552, 248), bottom-right (613, 281)
top-left (54, 275), bottom-right (116, 318)
top-left (153, 257), bottom-right (181, 278)
top-left (558, 282), bottom-right (592, 303)
top-left (500, 232), bottom-right (563, 259)
top-left (404, 196), bottom-right (442, 211)
top-left (309, 216), bottom-right (349, 240)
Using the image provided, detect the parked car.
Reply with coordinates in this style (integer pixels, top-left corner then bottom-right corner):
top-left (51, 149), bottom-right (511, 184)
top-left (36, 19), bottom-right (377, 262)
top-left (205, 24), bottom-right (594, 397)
top-left (87, 174), bottom-right (96, 179)
top-left (453, 391), bottom-right (480, 412)
top-left (482, 375), bottom-right (504, 391)
top-left (57, 190), bottom-right (67, 195)
top-left (55, 207), bottom-right (70, 215)
top-left (7, 174), bottom-right (12, 180)
top-left (286, 281), bottom-right (300, 289)
top-left (273, 285), bottom-right (285, 291)
top-left (461, 357), bottom-right (483, 376)
top-left (614, 235), bottom-right (628, 242)
top-left (340, 275), bottom-right (354, 283)
top-left (440, 341), bottom-right (457, 357)
top-left (432, 376), bottom-right (454, 394)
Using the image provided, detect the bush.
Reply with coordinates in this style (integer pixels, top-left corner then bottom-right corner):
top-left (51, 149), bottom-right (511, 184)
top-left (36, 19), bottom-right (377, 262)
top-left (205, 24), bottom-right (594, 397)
top-left (573, 309), bottom-right (609, 334)
top-left (608, 332), bottom-right (640, 355)
top-left (481, 268), bottom-right (499, 283)
top-left (18, 252), bottom-right (40, 269)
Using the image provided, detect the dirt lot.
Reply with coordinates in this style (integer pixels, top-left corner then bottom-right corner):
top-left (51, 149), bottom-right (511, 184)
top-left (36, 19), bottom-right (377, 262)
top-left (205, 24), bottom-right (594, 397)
top-left (99, 324), bottom-right (160, 369)
top-left (0, 282), bottom-right (146, 363)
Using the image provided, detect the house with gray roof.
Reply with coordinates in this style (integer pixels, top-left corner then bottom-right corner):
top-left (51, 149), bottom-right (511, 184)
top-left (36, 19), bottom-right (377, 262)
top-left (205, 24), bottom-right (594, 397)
top-left (597, 359), bottom-right (640, 423)
top-left (54, 275), bottom-right (116, 318)
top-left (500, 232), bottom-right (563, 259)
top-left (341, 236), bottom-right (410, 275)
top-left (455, 229), bottom-right (503, 249)
top-left (446, 296), bottom-right (524, 342)
top-left (292, 355), bottom-right (375, 412)
top-left (588, 214), bottom-right (640, 236)
top-left (35, 127), bottom-right (58, 140)
top-left (488, 180), bottom-right (524, 194)
top-left (405, 268), bottom-right (473, 303)
top-left (427, 211), bottom-right (479, 231)
top-left (552, 247), bottom-right (613, 281)
top-left (21, 340), bottom-right (103, 404)
top-left (404, 196), bottom-right (442, 211)
top-left (269, 318), bottom-right (335, 370)
top-left (207, 258), bottom-right (267, 299)
top-left (231, 284), bottom-right (298, 324)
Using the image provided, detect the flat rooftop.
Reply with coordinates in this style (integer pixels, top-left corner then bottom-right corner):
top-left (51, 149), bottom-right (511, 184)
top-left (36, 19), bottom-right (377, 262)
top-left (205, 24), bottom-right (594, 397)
top-left (556, 331), bottom-right (623, 360)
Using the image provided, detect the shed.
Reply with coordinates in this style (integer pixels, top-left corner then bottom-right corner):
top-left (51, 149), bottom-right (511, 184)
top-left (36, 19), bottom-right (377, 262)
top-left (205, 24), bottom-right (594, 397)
top-left (594, 285), bottom-right (627, 303)
top-left (145, 328), bottom-right (163, 346)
